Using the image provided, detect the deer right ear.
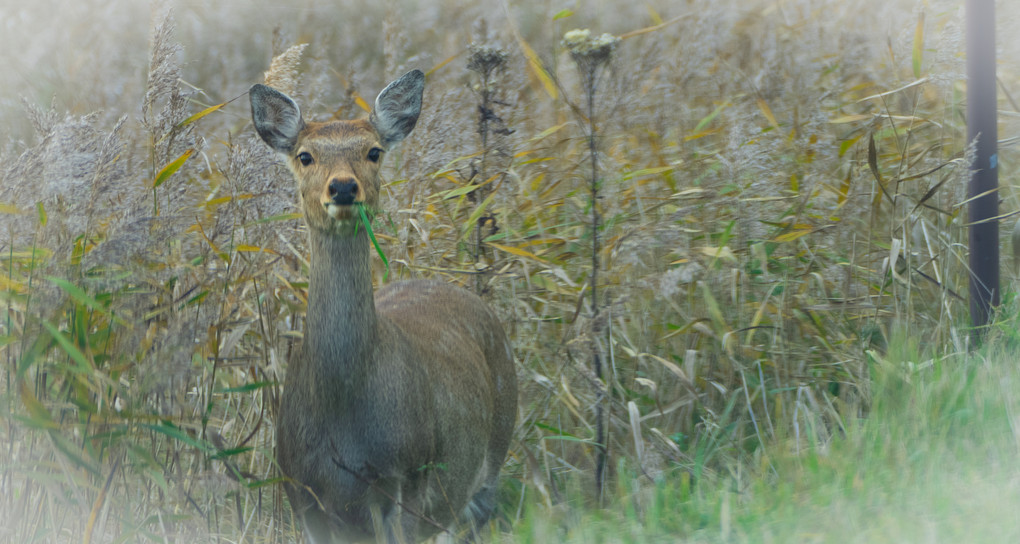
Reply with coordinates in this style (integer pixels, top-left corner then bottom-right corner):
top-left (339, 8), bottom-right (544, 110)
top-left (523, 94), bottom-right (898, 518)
top-left (370, 70), bottom-right (425, 149)
top-left (250, 84), bottom-right (304, 153)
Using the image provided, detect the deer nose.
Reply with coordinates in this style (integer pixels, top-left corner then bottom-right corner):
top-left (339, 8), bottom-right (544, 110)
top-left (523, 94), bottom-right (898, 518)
top-left (328, 178), bottom-right (358, 205)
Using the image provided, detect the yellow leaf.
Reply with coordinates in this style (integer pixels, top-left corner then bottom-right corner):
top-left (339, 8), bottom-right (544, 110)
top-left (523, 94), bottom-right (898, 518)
top-left (698, 246), bottom-right (736, 261)
top-left (354, 93), bottom-right (371, 113)
top-left (774, 229), bottom-right (814, 243)
top-left (619, 14), bottom-right (687, 40)
top-left (178, 102), bottom-right (226, 128)
top-left (529, 122), bottom-right (569, 142)
top-left (912, 11), bottom-right (925, 79)
top-left (517, 37), bottom-right (557, 99)
top-left (153, 149), bottom-right (194, 188)
top-left (0, 202), bottom-right (24, 214)
top-left (205, 194), bottom-right (255, 208)
top-left (427, 53), bottom-right (460, 76)
top-left (486, 242), bottom-right (548, 263)
top-left (829, 114), bottom-right (872, 124)
top-left (235, 244), bottom-right (277, 255)
top-left (757, 98), bottom-right (780, 130)
top-left (645, 5), bottom-right (664, 25)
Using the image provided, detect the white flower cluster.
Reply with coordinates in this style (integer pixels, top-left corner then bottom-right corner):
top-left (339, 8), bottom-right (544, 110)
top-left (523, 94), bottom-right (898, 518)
top-left (561, 28), bottom-right (620, 65)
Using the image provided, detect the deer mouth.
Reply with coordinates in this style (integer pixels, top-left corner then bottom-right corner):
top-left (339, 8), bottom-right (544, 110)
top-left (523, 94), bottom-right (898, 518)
top-left (323, 201), bottom-right (357, 221)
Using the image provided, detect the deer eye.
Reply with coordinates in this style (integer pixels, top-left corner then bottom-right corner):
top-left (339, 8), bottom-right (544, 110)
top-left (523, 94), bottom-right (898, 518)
top-left (367, 147), bottom-right (383, 163)
top-left (297, 152), bottom-right (313, 166)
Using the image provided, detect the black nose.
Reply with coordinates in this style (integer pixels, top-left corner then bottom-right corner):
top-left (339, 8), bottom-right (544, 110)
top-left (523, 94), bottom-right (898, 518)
top-left (328, 178), bottom-right (358, 205)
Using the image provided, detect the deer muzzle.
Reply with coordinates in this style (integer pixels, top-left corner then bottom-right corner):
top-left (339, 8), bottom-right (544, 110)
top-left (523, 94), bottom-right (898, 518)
top-left (328, 178), bottom-right (359, 206)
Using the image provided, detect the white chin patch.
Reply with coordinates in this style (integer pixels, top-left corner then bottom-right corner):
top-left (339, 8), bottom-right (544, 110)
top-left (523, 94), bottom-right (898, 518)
top-left (324, 203), bottom-right (343, 219)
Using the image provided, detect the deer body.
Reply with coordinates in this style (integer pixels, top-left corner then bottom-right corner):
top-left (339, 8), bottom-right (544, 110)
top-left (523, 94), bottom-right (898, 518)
top-left (251, 71), bottom-right (516, 543)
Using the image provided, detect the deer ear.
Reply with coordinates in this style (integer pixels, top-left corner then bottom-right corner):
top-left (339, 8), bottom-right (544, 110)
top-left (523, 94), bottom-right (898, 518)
top-left (250, 84), bottom-right (304, 153)
top-left (369, 70), bottom-right (424, 149)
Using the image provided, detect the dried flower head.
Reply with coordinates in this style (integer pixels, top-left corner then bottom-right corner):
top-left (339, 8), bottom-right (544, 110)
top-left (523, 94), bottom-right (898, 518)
top-left (467, 43), bottom-right (508, 79)
top-left (562, 29), bottom-right (620, 71)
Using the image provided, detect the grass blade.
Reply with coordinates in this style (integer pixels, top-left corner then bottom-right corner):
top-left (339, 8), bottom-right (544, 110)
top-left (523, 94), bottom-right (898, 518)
top-left (357, 204), bottom-right (389, 281)
top-left (153, 149), bottom-right (194, 188)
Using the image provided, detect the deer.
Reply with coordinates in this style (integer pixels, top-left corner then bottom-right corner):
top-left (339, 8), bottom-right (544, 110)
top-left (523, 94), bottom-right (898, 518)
top-left (249, 70), bottom-right (517, 543)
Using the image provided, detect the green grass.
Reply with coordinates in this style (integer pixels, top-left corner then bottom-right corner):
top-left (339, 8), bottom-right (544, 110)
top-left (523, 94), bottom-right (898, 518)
top-left (510, 330), bottom-right (1020, 542)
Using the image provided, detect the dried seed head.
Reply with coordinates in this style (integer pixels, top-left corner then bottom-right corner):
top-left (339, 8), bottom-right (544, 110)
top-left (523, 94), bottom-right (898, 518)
top-left (467, 43), bottom-right (509, 79)
top-left (264, 43), bottom-right (308, 96)
top-left (562, 29), bottom-right (620, 71)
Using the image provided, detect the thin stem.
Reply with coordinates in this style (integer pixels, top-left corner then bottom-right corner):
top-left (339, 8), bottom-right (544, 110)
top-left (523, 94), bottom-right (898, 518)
top-left (585, 64), bottom-right (608, 502)
top-left (475, 72), bottom-right (492, 294)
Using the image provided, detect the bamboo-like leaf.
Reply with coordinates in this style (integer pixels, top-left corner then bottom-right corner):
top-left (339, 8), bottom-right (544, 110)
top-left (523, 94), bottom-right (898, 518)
top-left (621, 166), bottom-right (676, 181)
top-left (254, 212), bottom-right (302, 224)
top-left (49, 429), bottom-right (101, 476)
top-left (437, 184), bottom-right (482, 200)
top-left (354, 93), bottom-right (371, 113)
top-left (204, 193), bottom-right (255, 208)
top-left (48, 276), bottom-right (104, 314)
top-left (701, 283), bottom-right (729, 335)
top-left (427, 53), bottom-right (460, 77)
top-left (217, 381), bottom-right (274, 394)
top-left (516, 36), bottom-right (557, 99)
top-left (153, 149), bottom-right (194, 188)
top-left (235, 244), bottom-right (278, 254)
top-left (141, 422), bottom-right (214, 453)
top-left (48, 277), bottom-right (131, 328)
top-left (829, 114), bottom-right (872, 124)
top-left (19, 380), bottom-right (58, 429)
top-left (619, 14), bottom-right (687, 40)
top-left (193, 219), bottom-right (227, 262)
top-left (774, 229), bottom-right (814, 243)
top-left (0, 202), bottom-right (23, 214)
top-left (838, 168), bottom-right (852, 206)
top-left (641, 352), bottom-right (687, 381)
top-left (177, 102), bottom-right (225, 128)
top-left (460, 193), bottom-right (497, 240)
top-left (867, 132), bottom-right (894, 204)
top-left (37, 201), bottom-right (47, 226)
top-left (487, 242), bottom-right (548, 263)
top-left (911, 171), bottom-right (952, 214)
top-left (757, 98), bottom-right (780, 130)
top-left (628, 401), bottom-right (644, 468)
top-left (210, 447), bottom-right (255, 468)
top-left (839, 134), bottom-right (863, 157)
top-left (553, 9), bottom-right (573, 20)
top-left (43, 321), bottom-right (92, 373)
top-left (698, 245), bottom-right (737, 261)
top-left (694, 102), bottom-right (729, 133)
top-left (528, 122), bottom-right (568, 142)
top-left (645, 5), bottom-right (664, 25)
top-left (912, 11), bottom-right (925, 79)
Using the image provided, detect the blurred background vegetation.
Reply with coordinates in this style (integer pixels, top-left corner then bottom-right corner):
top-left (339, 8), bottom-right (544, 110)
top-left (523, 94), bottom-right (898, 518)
top-left (2, 0), bottom-right (1019, 541)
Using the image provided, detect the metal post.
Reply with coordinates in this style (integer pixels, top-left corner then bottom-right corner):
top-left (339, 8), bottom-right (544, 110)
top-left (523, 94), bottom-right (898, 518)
top-left (966, 0), bottom-right (999, 336)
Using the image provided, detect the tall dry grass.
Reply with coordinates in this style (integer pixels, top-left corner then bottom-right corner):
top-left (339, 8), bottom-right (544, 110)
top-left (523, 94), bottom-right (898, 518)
top-left (1, 0), bottom-right (1018, 541)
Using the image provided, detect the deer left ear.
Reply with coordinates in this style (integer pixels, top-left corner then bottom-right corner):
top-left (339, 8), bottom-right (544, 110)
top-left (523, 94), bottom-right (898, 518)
top-left (250, 84), bottom-right (305, 153)
top-left (369, 70), bottom-right (424, 149)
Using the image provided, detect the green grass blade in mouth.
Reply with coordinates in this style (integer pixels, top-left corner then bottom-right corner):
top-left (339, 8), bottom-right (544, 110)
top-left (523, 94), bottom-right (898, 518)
top-left (356, 204), bottom-right (389, 281)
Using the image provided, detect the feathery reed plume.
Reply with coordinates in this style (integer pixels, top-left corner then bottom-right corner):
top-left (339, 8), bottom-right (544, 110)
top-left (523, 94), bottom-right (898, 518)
top-left (263, 43), bottom-right (308, 96)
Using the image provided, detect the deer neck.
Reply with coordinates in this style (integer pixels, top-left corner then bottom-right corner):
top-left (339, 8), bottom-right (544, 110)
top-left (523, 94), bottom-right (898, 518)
top-left (303, 226), bottom-right (378, 385)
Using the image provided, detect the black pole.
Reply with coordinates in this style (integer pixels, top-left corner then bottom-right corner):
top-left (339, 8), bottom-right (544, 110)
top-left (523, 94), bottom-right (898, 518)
top-left (966, 0), bottom-right (999, 336)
